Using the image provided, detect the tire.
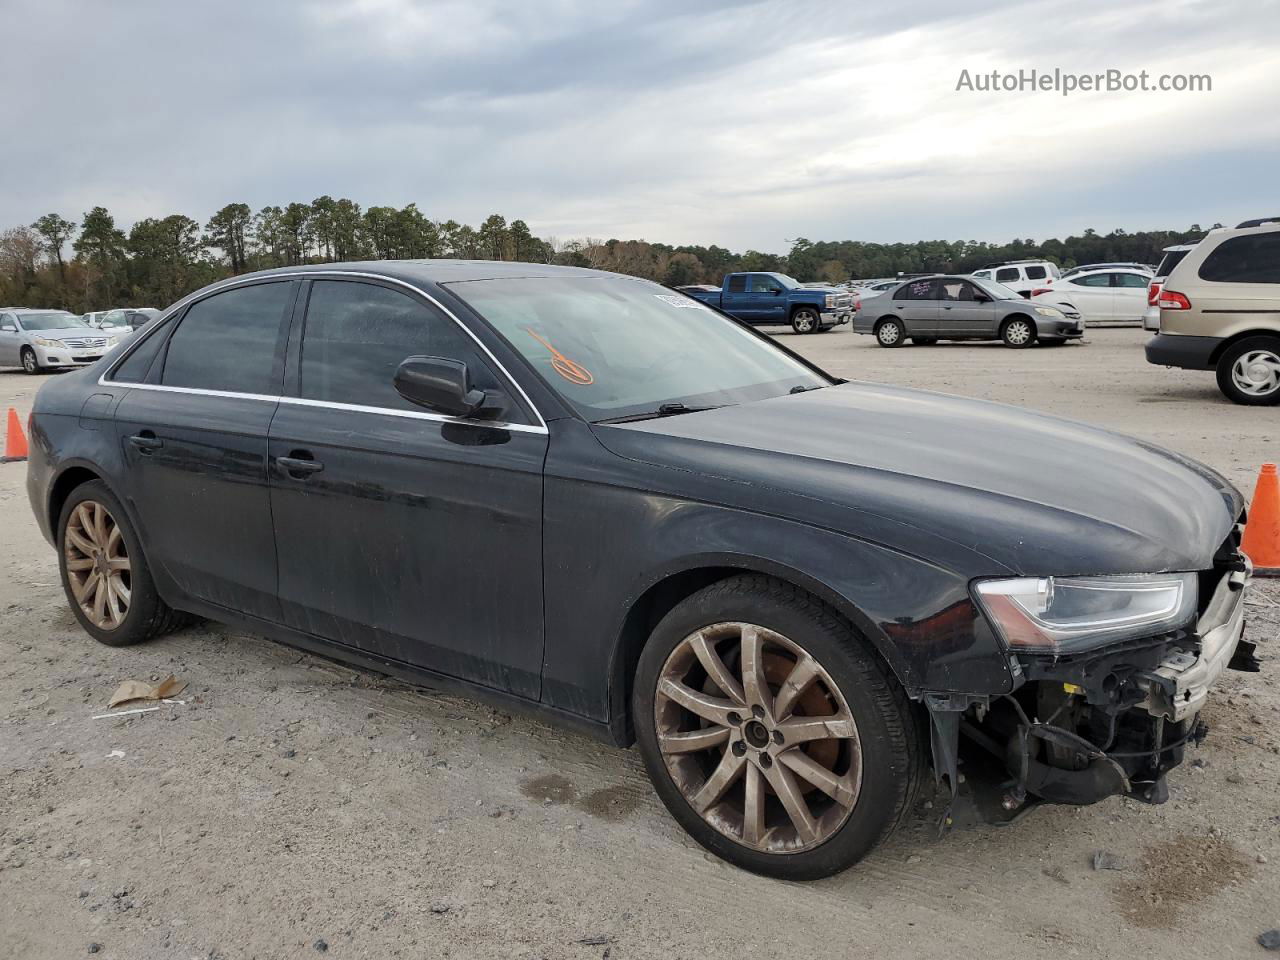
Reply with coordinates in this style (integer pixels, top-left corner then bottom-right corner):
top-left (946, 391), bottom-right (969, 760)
top-left (57, 479), bottom-right (188, 646)
top-left (1216, 336), bottom-right (1280, 405)
top-left (874, 318), bottom-right (905, 348)
top-left (911, 337), bottom-right (938, 346)
top-left (1001, 316), bottom-right (1036, 348)
top-left (21, 347), bottom-right (41, 375)
top-left (632, 574), bottom-right (924, 880)
top-left (791, 308), bottom-right (820, 335)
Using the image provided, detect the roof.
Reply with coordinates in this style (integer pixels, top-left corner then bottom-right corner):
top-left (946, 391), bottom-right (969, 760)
top-left (235, 259), bottom-right (618, 286)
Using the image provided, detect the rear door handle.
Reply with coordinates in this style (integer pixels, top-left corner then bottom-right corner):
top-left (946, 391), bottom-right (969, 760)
top-left (128, 432), bottom-right (163, 452)
top-left (276, 453), bottom-right (324, 478)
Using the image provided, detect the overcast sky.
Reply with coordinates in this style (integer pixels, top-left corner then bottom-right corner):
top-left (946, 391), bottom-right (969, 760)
top-left (3, 0), bottom-right (1277, 251)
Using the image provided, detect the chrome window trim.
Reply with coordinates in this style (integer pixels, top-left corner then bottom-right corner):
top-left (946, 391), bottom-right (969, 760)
top-left (105, 381), bottom-right (547, 435)
top-left (98, 268), bottom-right (549, 433)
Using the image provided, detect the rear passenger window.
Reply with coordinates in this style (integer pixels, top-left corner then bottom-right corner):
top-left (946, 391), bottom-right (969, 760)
top-left (995, 268), bottom-right (1020, 283)
top-left (162, 282), bottom-right (293, 394)
top-left (299, 280), bottom-right (499, 413)
top-left (894, 279), bottom-right (936, 300)
top-left (1024, 266), bottom-right (1047, 280)
top-left (727, 276), bottom-right (747, 293)
top-left (1199, 233), bottom-right (1280, 283)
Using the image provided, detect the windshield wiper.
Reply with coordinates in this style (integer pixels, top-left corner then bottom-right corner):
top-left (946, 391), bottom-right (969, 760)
top-left (596, 403), bottom-right (722, 424)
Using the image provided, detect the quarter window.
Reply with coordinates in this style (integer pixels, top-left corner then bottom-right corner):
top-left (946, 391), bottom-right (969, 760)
top-left (1114, 273), bottom-right (1150, 288)
top-left (1024, 266), bottom-right (1047, 280)
top-left (995, 267), bottom-right (1020, 283)
top-left (161, 282), bottom-right (293, 394)
top-left (299, 280), bottom-right (499, 413)
top-left (1198, 233), bottom-right (1280, 284)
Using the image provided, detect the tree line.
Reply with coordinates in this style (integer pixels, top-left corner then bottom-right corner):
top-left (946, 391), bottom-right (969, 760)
top-left (0, 196), bottom-right (1213, 313)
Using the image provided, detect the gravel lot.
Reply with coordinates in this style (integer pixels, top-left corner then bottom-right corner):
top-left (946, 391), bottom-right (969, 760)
top-left (1, 327), bottom-right (1276, 960)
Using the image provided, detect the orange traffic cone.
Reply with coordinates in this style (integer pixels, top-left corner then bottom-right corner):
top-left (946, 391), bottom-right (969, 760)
top-left (2, 407), bottom-right (28, 463)
top-left (1242, 463), bottom-right (1280, 576)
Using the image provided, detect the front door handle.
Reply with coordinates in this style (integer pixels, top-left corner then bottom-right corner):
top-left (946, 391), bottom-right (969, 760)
top-left (276, 453), bottom-right (324, 478)
top-left (128, 432), bottom-right (163, 453)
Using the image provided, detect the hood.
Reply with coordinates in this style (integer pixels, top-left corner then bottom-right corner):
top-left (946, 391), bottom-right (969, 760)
top-left (30, 327), bottom-right (106, 339)
top-left (593, 382), bottom-right (1242, 576)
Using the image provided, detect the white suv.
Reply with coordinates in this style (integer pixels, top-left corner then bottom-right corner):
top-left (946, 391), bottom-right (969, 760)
top-left (970, 260), bottom-right (1061, 298)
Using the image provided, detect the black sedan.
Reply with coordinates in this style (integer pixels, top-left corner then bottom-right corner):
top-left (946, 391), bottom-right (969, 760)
top-left (26, 261), bottom-right (1254, 879)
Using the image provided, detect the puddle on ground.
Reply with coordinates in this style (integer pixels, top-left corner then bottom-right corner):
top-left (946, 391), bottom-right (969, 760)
top-left (518, 775), bottom-right (640, 822)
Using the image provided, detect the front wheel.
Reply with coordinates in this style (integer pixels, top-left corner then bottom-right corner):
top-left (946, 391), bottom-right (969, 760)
top-left (791, 308), bottom-right (820, 334)
top-left (21, 347), bottom-right (41, 375)
top-left (1001, 317), bottom-right (1036, 348)
top-left (633, 575), bottom-right (923, 880)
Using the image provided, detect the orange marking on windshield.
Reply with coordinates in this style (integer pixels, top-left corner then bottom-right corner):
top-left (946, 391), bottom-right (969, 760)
top-left (525, 328), bottom-right (594, 385)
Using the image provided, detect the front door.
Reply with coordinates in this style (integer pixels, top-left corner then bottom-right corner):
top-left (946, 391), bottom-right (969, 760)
top-left (936, 278), bottom-right (998, 336)
top-left (746, 274), bottom-right (787, 324)
top-left (267, 278), bottom-right (548, 699)
top-left (113, 279), bottom-right (297, 621)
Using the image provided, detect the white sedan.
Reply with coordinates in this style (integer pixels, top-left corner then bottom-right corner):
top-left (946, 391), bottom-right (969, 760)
top-left (1030, 268), bottom-right (1152, 325)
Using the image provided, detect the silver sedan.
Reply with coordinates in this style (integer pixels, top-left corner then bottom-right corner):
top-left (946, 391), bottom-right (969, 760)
top-left (854, 275), bottom-right (1084, 348)
top-left (0, 309), bottom-right (126, 374)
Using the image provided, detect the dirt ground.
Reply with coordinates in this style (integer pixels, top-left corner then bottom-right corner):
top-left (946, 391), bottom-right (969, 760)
top-left (1, 328), bottom-right (1276, 960)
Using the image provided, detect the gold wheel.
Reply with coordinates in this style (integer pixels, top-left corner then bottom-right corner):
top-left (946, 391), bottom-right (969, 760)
top-left (64, 500), bottom-right (131, 630)
top-left (654, 622), bottom-right (862, 854)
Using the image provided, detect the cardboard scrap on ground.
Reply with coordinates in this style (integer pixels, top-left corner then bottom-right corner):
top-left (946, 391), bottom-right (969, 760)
top-left (107, 675), bottom-right (187, 708)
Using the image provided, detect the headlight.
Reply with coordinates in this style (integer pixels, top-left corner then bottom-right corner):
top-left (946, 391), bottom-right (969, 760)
top-left (33, 336), bottom-right (61, 347)
top-left (974, 573), bottom-right (1197, 654)
top-left (824, 294), bottom-right (836, 308)
top-left (1033, 306), bottom-right (1063, 317)
top-left (106, 336), bottom-right (120, 347)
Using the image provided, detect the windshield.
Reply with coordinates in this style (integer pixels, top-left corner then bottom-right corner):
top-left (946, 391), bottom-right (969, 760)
top-left (970, 277), bottom-right (1023, 300)
top-left (17, 312), bottom-right (86, 331)
top-left (448, 277), bottom-right (829, 422)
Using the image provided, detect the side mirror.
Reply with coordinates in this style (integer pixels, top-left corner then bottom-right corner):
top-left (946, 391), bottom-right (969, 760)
top-left (974, 293), bottom-right (991, 303)
top-left (394, 356), bottom-right (504, 420)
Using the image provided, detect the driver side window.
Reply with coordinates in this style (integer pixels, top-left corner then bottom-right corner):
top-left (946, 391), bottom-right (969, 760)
top-left (747, 275), bottom-right (780, 294)
top-left (299, 280), bottom-right (501, 414)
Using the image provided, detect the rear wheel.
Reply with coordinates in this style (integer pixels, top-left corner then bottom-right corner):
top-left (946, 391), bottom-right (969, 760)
top-left (633, 575), bottom-right (923, 880)
top-left (875, 319), bottom-right (904, 348)
top-left (1216, 337), bottom-right (1280, 405)
top-left (57, 480), bottom-right (187, 646)
top-left (791, 308), bottom-right (820, 334)
top-left (1001, 317), bottom-right (1035, 348)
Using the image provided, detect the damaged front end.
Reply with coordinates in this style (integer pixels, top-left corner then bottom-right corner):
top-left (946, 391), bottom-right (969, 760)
top-left (927, 531), bottom-right (1259, 823)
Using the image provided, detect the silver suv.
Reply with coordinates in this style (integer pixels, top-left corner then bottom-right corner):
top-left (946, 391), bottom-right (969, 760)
top-left (1145, 219), bottom-right (1280, 404)
top-left (854, 275), bottom-right (1083, 348)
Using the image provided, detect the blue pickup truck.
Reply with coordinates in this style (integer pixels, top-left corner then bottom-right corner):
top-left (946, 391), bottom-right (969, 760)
top-left (684, 272), bottom-right (854, 333)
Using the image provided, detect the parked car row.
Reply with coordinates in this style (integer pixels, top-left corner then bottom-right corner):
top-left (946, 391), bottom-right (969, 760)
top-left (0, 306), bottom-right (160, 374)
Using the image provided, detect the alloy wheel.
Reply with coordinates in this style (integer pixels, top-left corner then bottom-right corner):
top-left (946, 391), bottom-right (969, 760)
top-left (1231, 348), bottom-right (1280, 397)
top-left (63, 500), bottom-right (131, 630)
top-left (654, 622), bottom-right (862, 854)
top-left (22, 350), bottom-right (36, 373)
top-left (794, 312), bottom-right (816, 333)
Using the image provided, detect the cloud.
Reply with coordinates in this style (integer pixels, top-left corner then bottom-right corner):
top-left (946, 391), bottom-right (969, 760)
top-left (1, 0), bottom-right (1276, 250)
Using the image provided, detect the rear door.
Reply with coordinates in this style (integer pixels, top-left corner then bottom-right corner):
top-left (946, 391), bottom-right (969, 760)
top-left (1112, 271), bottom-right (1151, 323)
top-left (746, 274), bottom-right (787, 323)
top-left (267, 277), bottom-right (548, 698)
top-left (112, 279), bottom-right (296, 620)
top-left (890, 278), bottom-right (940, 334)
top-left (719, 275), bottom-right (751, 320)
